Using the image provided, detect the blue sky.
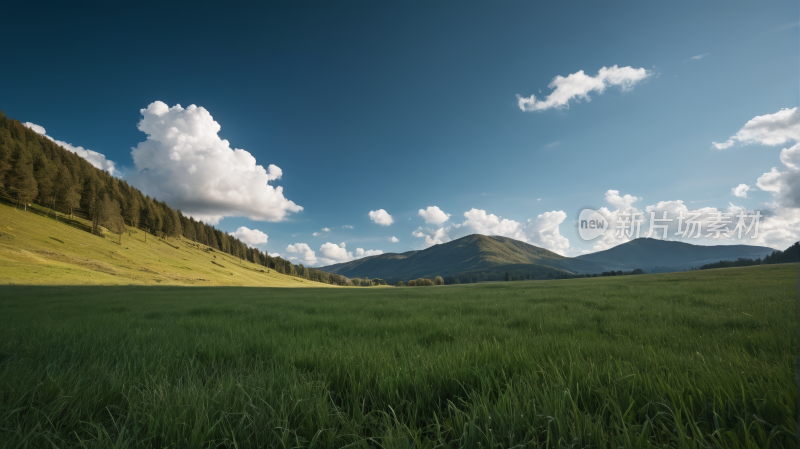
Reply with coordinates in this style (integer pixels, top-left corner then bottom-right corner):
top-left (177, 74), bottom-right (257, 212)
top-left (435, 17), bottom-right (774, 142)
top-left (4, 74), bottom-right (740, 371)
top-left (2, 1), bottom-right (798, 264)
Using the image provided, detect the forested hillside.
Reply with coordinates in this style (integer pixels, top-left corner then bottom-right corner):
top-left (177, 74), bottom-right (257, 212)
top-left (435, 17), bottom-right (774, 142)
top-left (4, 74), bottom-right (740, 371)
top-left (0, 110), bottom-right (350, 286)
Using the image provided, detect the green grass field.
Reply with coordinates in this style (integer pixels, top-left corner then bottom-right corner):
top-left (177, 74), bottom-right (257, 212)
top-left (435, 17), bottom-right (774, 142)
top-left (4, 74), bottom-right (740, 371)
top-left (0, 265), bottom-right (796, 448)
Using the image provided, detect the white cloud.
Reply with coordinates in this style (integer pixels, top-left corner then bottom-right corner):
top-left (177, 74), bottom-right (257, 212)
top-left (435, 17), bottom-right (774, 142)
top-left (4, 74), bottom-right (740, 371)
top-left (23, 122), bottom-right (46, 135)
top-left (321, 227), bottom-right (331, 232)
top-left (312, 232), bottom-right (320, 237)
top-left (286, 243), bottom-right (318, 265)
top-left (413, 224), bottom-right (460, 247)
top-left (713, 107), bottom-right (800, 150)
top-left (418, 206), bottom-right (451, 224)
top-left (318, 242), bottom-right (383, 265)
top-left (708, 108), bottom-right (800, 249)
top-left (390, 236), bottom-right (399, 242)
top-left (24, 122), bottom-right (119, 176)
top-left (462, 208), bottom-right (528, 241)
top-left (690, 53), bottom-right (710, 60)
top-left (356, 248), bottom-right (383, 258)
top-left (732, 184), bottom-right (750, 198)
top-left (342, 225), bottom-right (353, 229)
top-left (757, 143), bottom-right (800, 209)
top-left (270, 252), bottom-right (281, 258)
top-left (583, 182), bottom-right (799, 252)
top-left (128, 101), bottom-right (302, 225)
top-left (517, 65), bottom-right (651, 112)
top-left (524, 211), bottom-right (571, 255)
top-left (368, 209), bottom-right (393, 226)
top-left (231, 226), bottom-right (268, 247)
top-left (605, 189), bottom-right (641, 209)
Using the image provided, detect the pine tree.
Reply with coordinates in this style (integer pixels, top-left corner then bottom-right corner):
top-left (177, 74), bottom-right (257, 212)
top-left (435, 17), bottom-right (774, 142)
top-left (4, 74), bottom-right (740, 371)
top-left (126, 196), bottom-right (140, 228)
top-left (55, 166), bottom-right (80, 219)
top-left (101, 196), bottom-right (126, 244)
top-left (10, 161), bottom-right (38, 210)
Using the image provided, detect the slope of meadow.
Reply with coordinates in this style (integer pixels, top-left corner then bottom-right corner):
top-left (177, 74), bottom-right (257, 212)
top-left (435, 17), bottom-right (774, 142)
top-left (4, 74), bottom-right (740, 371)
top-left (0, 201), bottom-right (330, 287)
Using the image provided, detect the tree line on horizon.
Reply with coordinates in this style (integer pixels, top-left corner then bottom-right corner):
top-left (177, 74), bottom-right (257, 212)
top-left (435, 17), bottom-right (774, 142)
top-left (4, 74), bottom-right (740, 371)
top-left (694, 242), bottom-right (799, 270)
top-left (0, 110), bottom-right (354, 286)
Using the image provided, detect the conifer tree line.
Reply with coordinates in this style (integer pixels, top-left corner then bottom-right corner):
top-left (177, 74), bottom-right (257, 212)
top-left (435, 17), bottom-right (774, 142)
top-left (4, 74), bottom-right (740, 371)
top-left (0, 110), bottom-right (352, 286)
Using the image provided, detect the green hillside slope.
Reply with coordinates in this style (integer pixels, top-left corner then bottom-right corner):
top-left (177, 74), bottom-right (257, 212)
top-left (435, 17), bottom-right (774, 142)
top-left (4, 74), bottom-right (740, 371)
top-left (0, 201), bottom-right (332, 287)
top-left (320, 234), bottom-right (606, 281)
top-left (575, 237), bottom-right (775, 272)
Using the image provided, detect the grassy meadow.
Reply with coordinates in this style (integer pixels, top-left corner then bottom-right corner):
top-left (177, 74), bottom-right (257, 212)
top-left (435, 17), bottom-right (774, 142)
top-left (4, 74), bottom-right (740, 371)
top-left (0, 200), bottom-right (329, 287)
top-left (0, 264), bottom-right (796, 448)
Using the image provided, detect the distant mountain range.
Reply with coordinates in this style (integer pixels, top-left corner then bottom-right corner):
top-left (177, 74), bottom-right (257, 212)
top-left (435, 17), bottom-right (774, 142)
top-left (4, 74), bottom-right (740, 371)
top-left (318, 234), bottom-right (775, 281)
top-left (575, 238), bottom-right (775, 273)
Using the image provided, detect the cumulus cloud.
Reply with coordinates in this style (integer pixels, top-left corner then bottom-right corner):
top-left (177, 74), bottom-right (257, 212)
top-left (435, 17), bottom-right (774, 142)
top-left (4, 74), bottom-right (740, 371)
top-left (318, 242), bottom-right (383, 265)
top-left (462, 208), bottom-right (528, 241)
top-left (23, 122), bottom-right (46, 134)
top-left (390, 236), bottom-right (399, 242)
top-left (732, 184), bottom-right (750, 198)
top-left (713, 107), bottom-right (800, 150)
top-left (286, 243), bottom-right (318, 265)
top-left (128, 101), bottom-right (302, 225)
top-left (605, 190), bottom-right (641, 209)
top-left (524, 211), bottom-right (572, 255)
top-left (312, 232), bottom-right (321, 237)
top-left (690, 53), bottom-right (710, 60)
top-left (418, 206), bottom-right (451, 224)
top-left (23, 122), bottom-right (119, 176)
top-left (517, 65), bottom-right (651, 112)
top-left (368, 209), bottom-right (394, 226)
top-left (321, 227), bottom-right (330, 232)
top-left (756, 143), bottom-right (800, 209)
top-left (231, 226), bottom-right (268, 247)
top-left (709, 107), bottom-right (800, 248)
top-left (356, 248), bottom-right (383, 258)
top-left (413, 223), bottom-right (460, 247)
top-left (582, 183), bottom-right (799, 251)
top-left (342, 225), bottom-right (353, 229)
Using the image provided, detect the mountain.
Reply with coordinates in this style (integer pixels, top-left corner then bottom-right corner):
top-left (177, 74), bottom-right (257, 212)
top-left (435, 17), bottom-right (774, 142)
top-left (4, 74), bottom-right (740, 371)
top-left (319, 234), bottom-right (606, 281)
top-left (319, 234), bottom-right (778, 281)
top-left (574, 238), bottom-right (775, 273)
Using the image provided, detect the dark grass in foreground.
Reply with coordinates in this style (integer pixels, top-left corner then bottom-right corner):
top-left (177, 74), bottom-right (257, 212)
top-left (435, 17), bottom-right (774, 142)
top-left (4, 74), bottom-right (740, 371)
top-left (0, 265), bottom-right (795, 448)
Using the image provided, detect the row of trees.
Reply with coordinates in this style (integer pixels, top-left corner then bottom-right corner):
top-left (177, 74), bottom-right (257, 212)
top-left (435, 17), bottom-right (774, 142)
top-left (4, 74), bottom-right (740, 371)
top-left (349, 278), bottom-right (388, 286)
top-left (695, 242), bottom-right (799, 270)
top-left (0, 110), bottom-right (353, 286)
top-left (396, 276), bottom-right (444, 286)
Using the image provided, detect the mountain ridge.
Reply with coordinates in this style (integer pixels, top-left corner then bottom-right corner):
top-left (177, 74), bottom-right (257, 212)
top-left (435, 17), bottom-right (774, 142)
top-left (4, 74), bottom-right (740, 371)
top-left (575, 237), bottom-right (775, 272)
top-left (319, 234), bottom-right (776, 281)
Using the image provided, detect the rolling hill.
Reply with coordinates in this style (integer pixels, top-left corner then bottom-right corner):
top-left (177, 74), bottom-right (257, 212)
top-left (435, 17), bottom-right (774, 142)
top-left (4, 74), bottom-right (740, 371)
top-left (0, 200), bottom-right (331, 287)
top-left (574, 238), bottom-right (775, 273)
top-left (319, 234), bottom-right (778, 281)
top-left (319, 234), bottom-right (606, 281)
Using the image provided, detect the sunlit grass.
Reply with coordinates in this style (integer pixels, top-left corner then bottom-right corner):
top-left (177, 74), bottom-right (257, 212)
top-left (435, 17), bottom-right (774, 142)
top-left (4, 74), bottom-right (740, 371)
top-left (0, 200), bottom-right (330, 287)
top-left (0, 264), bottom-right (795, 447)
